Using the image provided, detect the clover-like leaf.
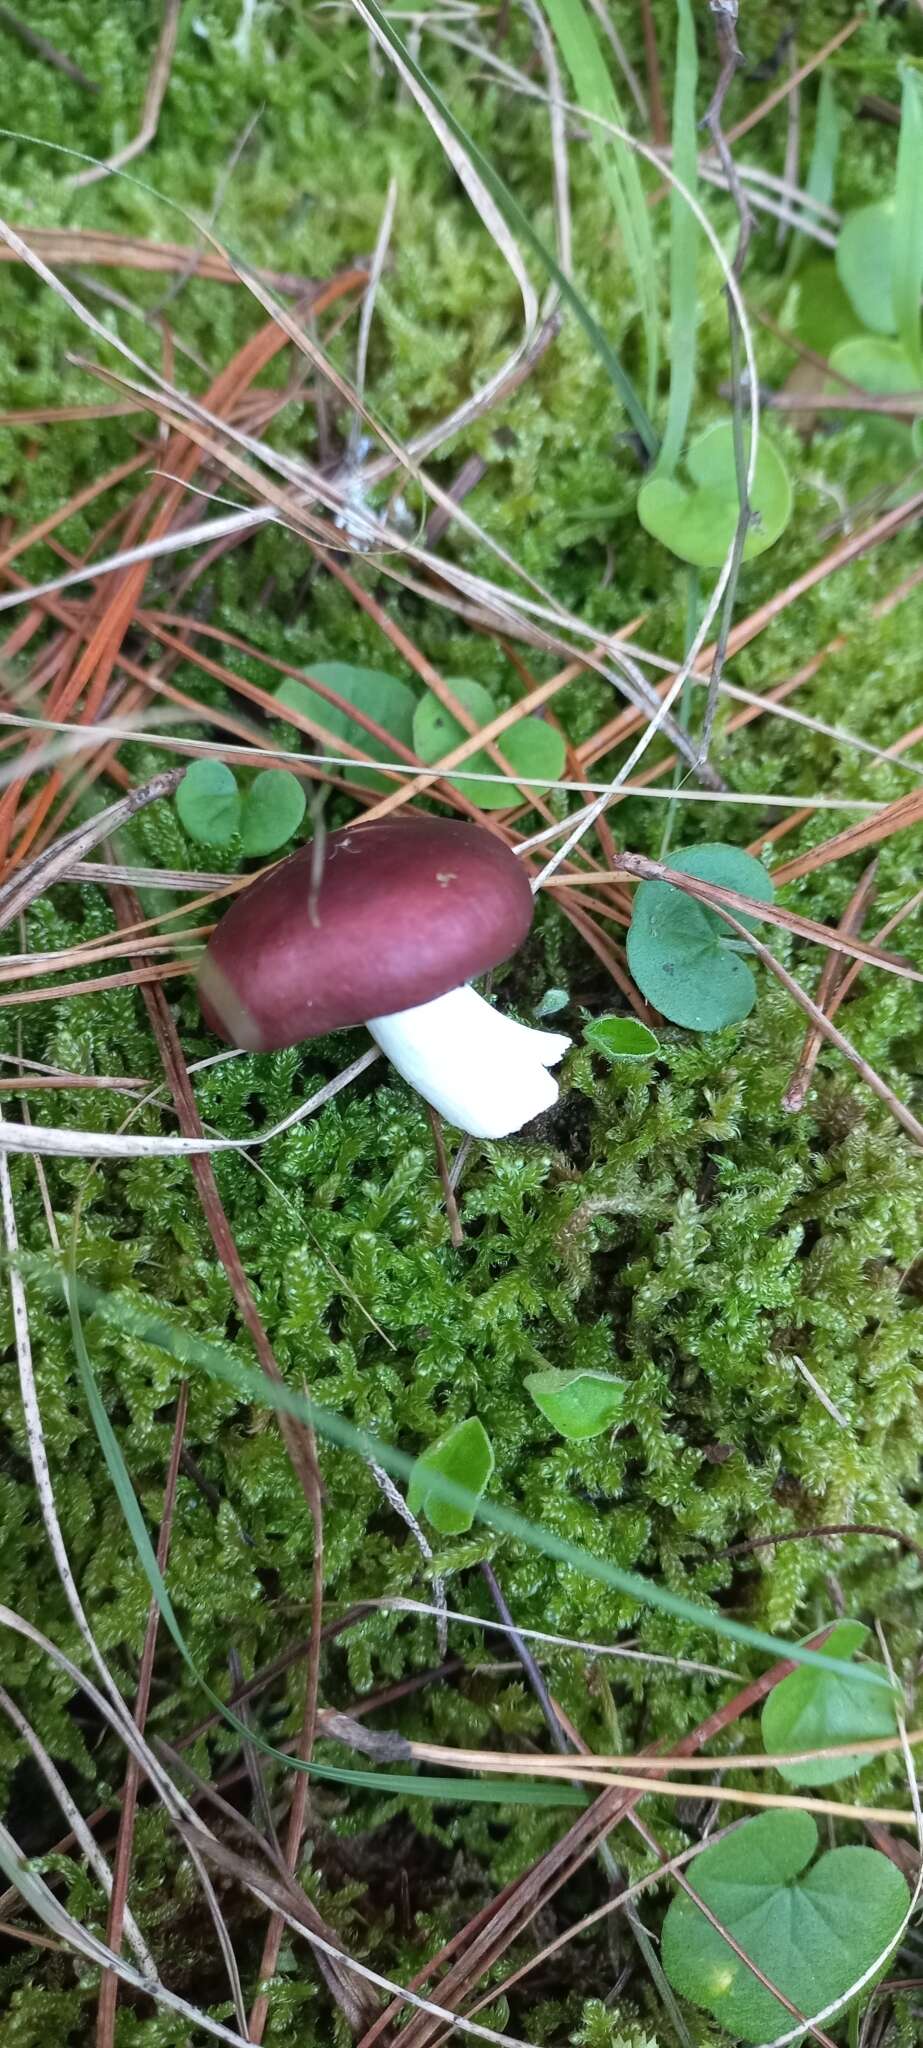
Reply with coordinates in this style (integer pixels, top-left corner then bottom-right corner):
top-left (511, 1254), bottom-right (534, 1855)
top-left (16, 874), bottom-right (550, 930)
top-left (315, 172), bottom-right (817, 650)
top-left (412, 677), bottom-right (566, 809)
top-left (662, 1811), bottom-right (908, 2044)
top-left (175, 759), bottom-right (241, 847)
top-left (836, 200), bottom-right (898, 335)
top-left (761, 1619), bottom-right (899, 1788)
top-left (637, 421), bottom-right (793, 569)
top-left (240, 769), bottom-right (307, 857)
top-left (407, 1417), bottom-right (494, 1536)
top-left (275, 661), bottom-right (416, 792)
top-left (583, 1016), bottom-right (658, 1061)
top-left (626, 844), bottom-right (774, 1032)
top-left (525, 1368), bottom-right (626, 1441)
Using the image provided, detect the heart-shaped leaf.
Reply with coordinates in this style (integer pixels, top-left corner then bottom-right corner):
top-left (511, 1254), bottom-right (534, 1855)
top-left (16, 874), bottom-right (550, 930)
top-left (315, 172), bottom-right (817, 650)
top-left (583, 1015), bottom-right (658, 1061)
top-left (836, 201), bottom-right (898, 335)
top-left (662, 1811), bottom-right (909, 2043)
top-left (525, 1368), bottom-right (626, 1441)
top-left (407, 1417), bottom-right (495, 1536)
top-left (240, 769), bottom-right (306, 857)
top-left (175, 759), bottom-right (241, 847)
top-left (761, 1619), bottom-right (899, 1788)
top-left (412, 677), bottom-right (566, 809)
top-left (275, 662), bottom-right (416, 792)
top-left (627, 844), bottom-right (774, 1032)
top-left (637, 421), bottom-right (793, 569)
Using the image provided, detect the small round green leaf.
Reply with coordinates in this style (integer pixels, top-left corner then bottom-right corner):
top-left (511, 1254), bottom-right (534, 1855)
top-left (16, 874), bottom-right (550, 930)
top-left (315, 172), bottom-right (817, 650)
top-left (662, 1811), bottom-right (909, 2044)
top-left (412, 677), bottom-right (565, 809)
top-left (627, 844), bottom-right (774, 1032)
top-left (275, 662), bottom-right (416, 793)
top-left (175, 759), bottom-right (241, 847)
top-left (829, 335), bottom-right (920, 395)
top-left (836, 201), bottom-right (898, 334)
top-left (761, 1619), bottom-right (899, 1788)
top-left (407, 1417), bottom-right (495, 1536)
top-left (239, 769), bottom-right (307, 857)
top-left (583, 1015), bottom-right (658, 1061)
top-left (525, 1368), bottom-right (626, 1441)
top-left (637, 422), bottom-right (793, 569)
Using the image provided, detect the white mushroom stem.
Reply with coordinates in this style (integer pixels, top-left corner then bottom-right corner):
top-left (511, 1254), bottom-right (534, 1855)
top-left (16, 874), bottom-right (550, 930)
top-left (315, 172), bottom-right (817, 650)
top-left (367, 984), bottom-right (570, 1140)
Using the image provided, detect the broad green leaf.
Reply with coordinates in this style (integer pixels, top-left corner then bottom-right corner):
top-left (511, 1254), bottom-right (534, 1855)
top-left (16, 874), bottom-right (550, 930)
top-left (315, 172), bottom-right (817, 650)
top-left (662, 1811), bottom-right (908, 2043)
top-left (175, 758), bottom-right (241, 847)
top-left (637, 421), bottom-right (792, 569)
top-left (275, 661), bottom-right (416, 792)
top-left (829, 334), bottom-right (920, 395)
top-left (583, 1015), bottom-right (659, 1061)
top-left (525, 1368), bottom-right (626, 1441)
top-left (761, 1619), bottom-right (899, 1787)
top-left (240, 769), bottom-right (306, 857)
top-left (836, 200), bottom-right (898, 334)
top-left (657, 0), bottom-right (698, 477)
top-left (627, 844), bottom-right (774, 1031)
top-left (412, 677), bottom-right (565, 809)
top-left (408, 1417), bottom-right (495, 1535)
top-left (793, 258), bottom-right (859, 359)
top-left (894, 65), bottom-right (923, 377)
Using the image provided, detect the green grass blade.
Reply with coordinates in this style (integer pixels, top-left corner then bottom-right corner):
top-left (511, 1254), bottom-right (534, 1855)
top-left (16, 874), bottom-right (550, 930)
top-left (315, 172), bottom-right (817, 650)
top-left (657, 0), bottom-right (699, 477)
top-left (543, 0), bottom-right (659, 415)
top-left (894, 64), bottom-right (923, 377)
top-left (785, 67), bottom-right (840, 280)
top-left (356, 0), bottom-right (657, 455)
top-left (56, 1260), bottom-right (891, 1691)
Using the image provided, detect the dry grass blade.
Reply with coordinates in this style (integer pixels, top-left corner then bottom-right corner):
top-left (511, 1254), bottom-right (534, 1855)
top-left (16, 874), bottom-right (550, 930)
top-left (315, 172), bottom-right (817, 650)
top-left (0, 769), bottom-right (182, 931)
top-left (783, 860), bottom-right (879, 1111)
top-left (564, 853), bottom-right (923, 985)
top-left (707, 902), bottom-right (923, 1150)
top-left (772, 786), bottom-right (923, 885)
top-left (0, 225), bottom-right (327, 292)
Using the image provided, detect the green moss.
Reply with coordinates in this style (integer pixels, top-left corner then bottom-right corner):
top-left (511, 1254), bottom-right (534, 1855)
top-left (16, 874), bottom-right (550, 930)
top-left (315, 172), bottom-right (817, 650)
top-left (1, 3), bottom-right (922, 2043)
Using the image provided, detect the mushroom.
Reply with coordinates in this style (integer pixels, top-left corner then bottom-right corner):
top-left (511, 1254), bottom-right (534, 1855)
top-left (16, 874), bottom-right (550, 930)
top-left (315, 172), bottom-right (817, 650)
top-left (198, 816), bottom-right (569, 1138)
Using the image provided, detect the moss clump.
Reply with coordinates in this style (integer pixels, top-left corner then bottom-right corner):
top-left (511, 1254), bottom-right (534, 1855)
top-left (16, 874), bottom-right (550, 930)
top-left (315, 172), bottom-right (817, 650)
top-left (1, 4), bottom-right (922, 2043)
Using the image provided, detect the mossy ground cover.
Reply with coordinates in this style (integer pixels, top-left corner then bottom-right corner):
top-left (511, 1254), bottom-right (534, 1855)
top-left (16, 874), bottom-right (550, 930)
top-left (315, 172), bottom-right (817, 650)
top-left (1, 5), bottom-right (922, 2044)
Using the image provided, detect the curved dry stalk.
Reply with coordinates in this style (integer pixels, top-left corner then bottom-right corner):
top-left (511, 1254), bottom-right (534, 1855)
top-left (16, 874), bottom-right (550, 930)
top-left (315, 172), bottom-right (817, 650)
top-left (67, 0), bottom-right (180, 189)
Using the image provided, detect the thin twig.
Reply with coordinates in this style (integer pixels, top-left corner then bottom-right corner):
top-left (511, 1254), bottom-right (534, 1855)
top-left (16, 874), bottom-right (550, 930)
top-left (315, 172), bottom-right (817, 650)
top-left (783, 860), bottom-right (879, 1111)
top-left (69, 0), bottom-right (180, 187)
top-left (426, 1105), bottom-right (464, 1248)
top-left (0, 5), bottom-right (98, 90)
top-left (367, 1461), bottom-right (449, 1658)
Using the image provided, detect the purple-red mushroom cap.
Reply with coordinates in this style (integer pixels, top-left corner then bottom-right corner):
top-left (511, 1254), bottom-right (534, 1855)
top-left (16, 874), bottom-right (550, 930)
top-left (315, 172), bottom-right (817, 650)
top-left (198, 815), bottom-right (535, 1053)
